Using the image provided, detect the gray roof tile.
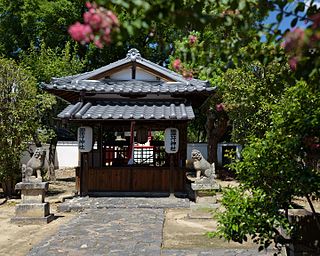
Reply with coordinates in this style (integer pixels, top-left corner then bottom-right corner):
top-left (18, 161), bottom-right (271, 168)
top-left (44, 79), bottom-right (215, 95)
top-left (58, 101), bottom-right (195, 121)
top-left (43, 49), bottom-right (216, 97)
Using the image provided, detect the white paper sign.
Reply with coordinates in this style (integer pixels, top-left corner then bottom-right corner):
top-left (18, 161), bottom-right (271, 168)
top-left (164, 128), bottom-right (179, 153)
top-left (78, 126), bottom-right (93, 152)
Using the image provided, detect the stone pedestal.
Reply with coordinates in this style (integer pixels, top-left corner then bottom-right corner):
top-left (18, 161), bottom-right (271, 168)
top-left (190, 181), bottom-right (220, 210)
top-left (11, 182), bottom-right (54, 224)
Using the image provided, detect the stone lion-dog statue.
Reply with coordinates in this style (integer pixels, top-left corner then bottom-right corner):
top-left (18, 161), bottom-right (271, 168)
top-left (191, 149), bottom-right (216, 181)
top-left (22, 147), bottom-right (46, 182)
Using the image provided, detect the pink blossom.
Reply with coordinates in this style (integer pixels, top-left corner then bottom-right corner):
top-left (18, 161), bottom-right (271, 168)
top-left (189, 35), bottom-right (197, 45)
top-left (88, 13), bottom-right (102, 30)
top-left (68, 22), bottom-right (92, 43)
top-left (83, 12), bottom-right (92, 24)
top-left (282, 28), bottom-right (305, 52)
top-left (215, 103), bottom-right (225, 112)
top-left (288, 57), bottom-right (298, 71)
top-left (69, 2), bottom-right (119, 48)
top-left (310, 143), bottom-right (320, 149)
top-left (94, 39), bottom-right (103, 48)
top-left (173, 59), bottom-right (182, 71)
top-left (104, 27), bottom-right (111, 35)
top-left (85, 1), bottom-right (92, 9)
top-left (107, 10), bottom-right (119, 26)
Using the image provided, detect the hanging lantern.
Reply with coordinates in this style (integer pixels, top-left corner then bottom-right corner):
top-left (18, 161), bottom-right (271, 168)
top-left (77, 126), bottom-right (93, 152)
top-left (136, 126), bottom-right (148, 144)
top-left (164, 128), bottom-right (179, 153)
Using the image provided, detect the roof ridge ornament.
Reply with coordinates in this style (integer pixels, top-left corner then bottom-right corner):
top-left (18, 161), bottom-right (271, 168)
top-left (126, 48), bottom-right (141, 61)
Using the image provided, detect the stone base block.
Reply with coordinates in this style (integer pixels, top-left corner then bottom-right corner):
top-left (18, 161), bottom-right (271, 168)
top-left (15, 182), bottom-right (49, 191)
top-left (191, 182), bottom-right (220, 191)
top-left (15, 182), bottom-right (49, 204)
top-left (15, 203), bottom-right (50, 218)
top-left (11, 214), bottom-right (55, 225)
top-left (196, 196), bottom-right (217, 204)
top-left (190, 201), bottom-right (220, 210)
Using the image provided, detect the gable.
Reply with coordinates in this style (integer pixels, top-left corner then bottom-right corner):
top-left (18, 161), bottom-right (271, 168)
top-left (71, 49), bottom-right (190, 83)
top-left (108, 66), bottom-right (164, 81)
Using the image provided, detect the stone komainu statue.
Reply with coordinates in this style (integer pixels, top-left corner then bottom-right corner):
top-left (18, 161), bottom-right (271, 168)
top-left (191, 149), bottom-right (216, 180)
top-left (22, 147), bottom-right (46, 182)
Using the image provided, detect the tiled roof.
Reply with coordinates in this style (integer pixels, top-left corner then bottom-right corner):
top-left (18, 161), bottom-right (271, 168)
top-left (43, 49), bottom-right (215, 106)
top-left (42, 49), bottom-right (216, 95)
top-left (52, 49), bottom-right (209, 87)
top-left (58, 101), bottom-right (195, 121)
top-left (44, 79), bottom-right (215, 95)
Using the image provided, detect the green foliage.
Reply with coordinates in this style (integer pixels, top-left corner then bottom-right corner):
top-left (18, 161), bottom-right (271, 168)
top-left (0, 0), bottom-right (84, 57)
top-left (187, 112), bottom-right (207, 143)
top-left (19, 41), bottom-right (87, 144)
top-left (212, 187), bottom-right (290, 249)
top-left (221, 44), bottom-right (292, 144)
top-left (216, 67), bottom-right (320, 247)
top-left (152, 131), bottom-right (164, 141)
top-left (156, 1), bottom-right (320, 248)
top-left (20, 41), bottom-right (87, 83)
top-left (0, 58), bottom-right (54, 188)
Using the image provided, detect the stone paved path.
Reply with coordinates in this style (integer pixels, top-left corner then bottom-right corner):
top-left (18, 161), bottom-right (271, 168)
top-left (161, 249), bottom-right (275, 256)
top-left (28, 197), bottom-right (276, 256)
top-left (28, 208), bottom-right (164, 256)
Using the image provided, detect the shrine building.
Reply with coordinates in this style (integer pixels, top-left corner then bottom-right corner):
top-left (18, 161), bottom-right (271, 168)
top-left (43, 49), bottom-right (215, 196)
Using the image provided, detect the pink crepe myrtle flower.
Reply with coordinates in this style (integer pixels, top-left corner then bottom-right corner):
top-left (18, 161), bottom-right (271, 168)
top-left (288, 56), bottom-right (298, 71)
top-left (215, 103), bottom-right (225, 112)
top-left (85, 1), bottom-right (93, 9)
top-left (282, 28), bottom-right (305, 53)
top-left (106, 10), bottom-right (119, 25)
top-left (69, 2), bottom-right (119, 47)
top-left (189, 35), bottom-right (197, 45)
top-left (310, 143), bottom-right (320, 149)
top-left (94, 39), bottom-right (103, 48)
top-left (83, 12), bottom-right (102, 30)
top-left (68, 22), bottom-right (92, 43)
top-left (173, 59), bottom-right (182, 71)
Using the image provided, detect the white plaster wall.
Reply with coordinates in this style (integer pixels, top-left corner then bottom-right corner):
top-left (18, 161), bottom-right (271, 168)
top-left (187, 143), bottom-right (208, 160)
top-left (55, 141), bottom-right (79, 168)
top-left (109, 67), bottom-right (159, 81)
top-left (135, 68), bottom-right (158, 80)
top-left (110, 68), bottom-right (131, 80)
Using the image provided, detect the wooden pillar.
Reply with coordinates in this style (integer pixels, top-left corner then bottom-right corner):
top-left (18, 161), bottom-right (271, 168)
top-left (176, 122), bottom-right (187, 192)
top-left (98, 124), bottom-right (103, 168)
top-left (169, 153), bottom-right (174, 195)
top-left (179, 122), bottom-right (187, 167)
top-left (80, 153), bottom-right (89, 196)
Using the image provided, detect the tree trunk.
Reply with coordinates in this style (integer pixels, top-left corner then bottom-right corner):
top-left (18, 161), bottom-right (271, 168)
top-left (1, 177), bottom-right (15, 197)
top-left (206, 111), bottom-right (228, 164)
top-left (47, 137), bottom-right (57, 181)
